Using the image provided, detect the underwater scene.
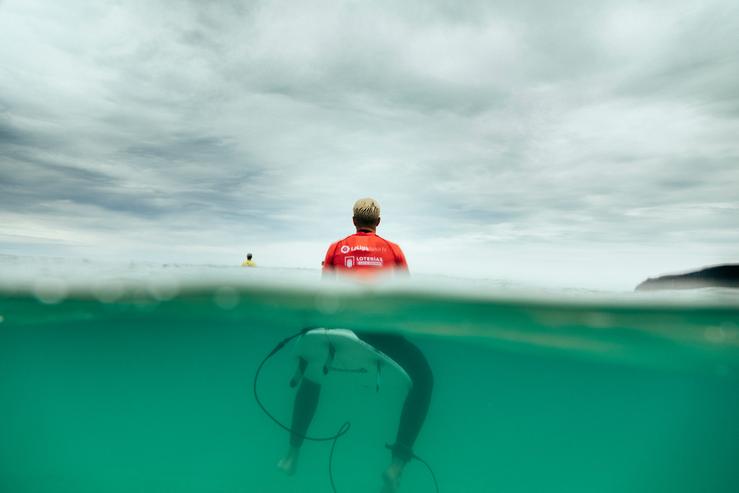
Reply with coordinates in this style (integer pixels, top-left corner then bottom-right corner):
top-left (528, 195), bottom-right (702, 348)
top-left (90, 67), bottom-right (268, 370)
top-left (1, 258), bottom-right (738, 493)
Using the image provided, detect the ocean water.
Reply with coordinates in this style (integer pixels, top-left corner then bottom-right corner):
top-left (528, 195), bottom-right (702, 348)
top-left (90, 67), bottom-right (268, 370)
top-left (1, 257), bottom-right (738, 493)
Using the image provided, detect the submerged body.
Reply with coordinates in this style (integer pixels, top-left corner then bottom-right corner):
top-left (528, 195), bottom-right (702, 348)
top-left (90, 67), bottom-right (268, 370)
top-left (279, 198), bottom-right (433, 493)
top-left (1, 257), bottom-right (739, 493)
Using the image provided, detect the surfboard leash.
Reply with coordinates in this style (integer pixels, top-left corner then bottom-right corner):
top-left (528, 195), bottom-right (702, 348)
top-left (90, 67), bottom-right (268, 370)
top-left (253, 328), bottom-right (440, 493)
top-left (253, 328), bottom-right (351, 493)
top-left (385, 444), bottom-right (440, 493)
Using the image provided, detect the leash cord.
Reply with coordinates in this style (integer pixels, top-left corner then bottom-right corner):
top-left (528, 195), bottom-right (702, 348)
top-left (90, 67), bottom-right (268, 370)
top-left (253, 328), bottom-right (439, 493)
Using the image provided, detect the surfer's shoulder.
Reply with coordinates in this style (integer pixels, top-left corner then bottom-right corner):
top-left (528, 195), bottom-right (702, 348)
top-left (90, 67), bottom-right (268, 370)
top-left (335, 233), bottom-right (362, 245)
top-left (374, 234), bottom-right (403, 250)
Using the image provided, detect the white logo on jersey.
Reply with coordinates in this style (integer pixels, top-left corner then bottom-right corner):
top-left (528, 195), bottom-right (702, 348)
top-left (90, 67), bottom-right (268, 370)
top-left (357, 256), bottom-right (383, 266)
top-left (344, 256), bottom-right (355, 268)
top-left (340, 245), bottom-right (350, 254)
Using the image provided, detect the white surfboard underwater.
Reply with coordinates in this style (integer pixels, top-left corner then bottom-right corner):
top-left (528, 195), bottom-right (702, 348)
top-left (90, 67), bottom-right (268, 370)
top-left (291, 328), bottom-right (412, 394)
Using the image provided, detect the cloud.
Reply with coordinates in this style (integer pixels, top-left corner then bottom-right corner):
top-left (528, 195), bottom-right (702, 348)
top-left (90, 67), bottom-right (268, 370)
top-left (0, 0), bottom-right (737, 288)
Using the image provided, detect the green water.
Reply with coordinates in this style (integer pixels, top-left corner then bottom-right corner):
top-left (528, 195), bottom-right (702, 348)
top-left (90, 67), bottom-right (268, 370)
top-left (1, 270), bottom-right (738, 493)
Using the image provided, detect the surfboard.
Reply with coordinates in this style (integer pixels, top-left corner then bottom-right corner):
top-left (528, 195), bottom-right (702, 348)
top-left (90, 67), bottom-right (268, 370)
top-left (291, 328), bottom-right (412, 393)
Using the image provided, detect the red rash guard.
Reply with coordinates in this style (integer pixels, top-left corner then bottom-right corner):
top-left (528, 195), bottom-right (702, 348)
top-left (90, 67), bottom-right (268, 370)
top-left (323, 231), bottom-right (408, 275)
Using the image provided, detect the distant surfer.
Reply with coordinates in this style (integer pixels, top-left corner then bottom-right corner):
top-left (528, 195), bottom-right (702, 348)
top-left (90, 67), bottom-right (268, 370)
top-left (241, 253), bottom-right (256, 267)
top-left (278, 198), bottom-right (434, 493)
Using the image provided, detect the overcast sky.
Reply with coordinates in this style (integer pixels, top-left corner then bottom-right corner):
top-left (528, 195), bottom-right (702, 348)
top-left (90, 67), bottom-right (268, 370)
top-left (1, 0), bottom-right (737, 289)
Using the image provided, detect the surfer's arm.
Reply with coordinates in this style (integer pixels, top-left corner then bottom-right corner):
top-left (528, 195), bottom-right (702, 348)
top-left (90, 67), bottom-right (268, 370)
top-left (322, 242), bottom-right (338, 278)
top-left (392, 244), bottom-right (409, 274)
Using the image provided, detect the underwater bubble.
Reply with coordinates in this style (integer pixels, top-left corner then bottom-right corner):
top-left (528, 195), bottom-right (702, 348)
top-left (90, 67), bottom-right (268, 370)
top-left (33, 278), bottom-right (68, 304)
top-left (129, 286), bottom-right (159, 310)
top-left (214, 287), bottom-right (239, 310)
top-left (147, 278), bottom-right (179, 301)
top-left (93, 281), bottom-right (125, 303)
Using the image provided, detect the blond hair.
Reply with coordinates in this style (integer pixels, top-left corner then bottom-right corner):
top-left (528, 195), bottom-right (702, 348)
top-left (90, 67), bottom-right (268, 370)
top-left (353, 197), bottom-right (381, 223)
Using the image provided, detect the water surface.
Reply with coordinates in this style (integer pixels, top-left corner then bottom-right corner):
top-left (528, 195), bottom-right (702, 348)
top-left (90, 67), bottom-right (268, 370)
top-left (1, 257), bottom-right (738, 492)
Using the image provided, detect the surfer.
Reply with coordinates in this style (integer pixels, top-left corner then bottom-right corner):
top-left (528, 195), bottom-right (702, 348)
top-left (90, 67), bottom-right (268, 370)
top-left (241, 253), bottom-right (256, 267)
top-left (278, 198), bottom-right (434, 493)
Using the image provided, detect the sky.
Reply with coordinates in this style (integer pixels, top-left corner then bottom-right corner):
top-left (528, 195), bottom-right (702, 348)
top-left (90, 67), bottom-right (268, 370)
top-left (1, 0), bottom-right (738, 290)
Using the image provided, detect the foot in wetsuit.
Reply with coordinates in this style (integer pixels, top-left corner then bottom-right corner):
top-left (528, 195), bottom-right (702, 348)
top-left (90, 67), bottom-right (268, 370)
top-left (279, 332), bottom-right (433, 492)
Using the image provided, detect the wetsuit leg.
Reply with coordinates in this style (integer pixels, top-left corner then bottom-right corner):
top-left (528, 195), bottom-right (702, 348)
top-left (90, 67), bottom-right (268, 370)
top-left (354, 332), bottom-right (434, 463)
top-left (289, 378), bottom-right (321, 448)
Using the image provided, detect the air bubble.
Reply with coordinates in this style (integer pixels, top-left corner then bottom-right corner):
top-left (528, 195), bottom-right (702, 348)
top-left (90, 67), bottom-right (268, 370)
top-left (148, 278), bottom-right (179, 301)
top-left (94, 281), bottom-right (125, 303)
top-left (33, 278), bottom-right (68, 304)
